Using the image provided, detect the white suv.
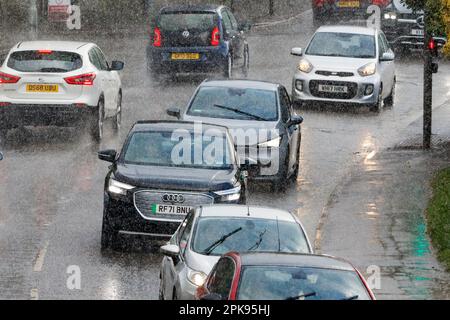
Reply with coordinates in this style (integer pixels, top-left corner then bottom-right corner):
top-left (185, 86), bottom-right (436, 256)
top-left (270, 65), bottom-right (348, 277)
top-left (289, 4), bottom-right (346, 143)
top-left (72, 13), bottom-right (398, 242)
top-left (0, 41), bottom-right (124, 141)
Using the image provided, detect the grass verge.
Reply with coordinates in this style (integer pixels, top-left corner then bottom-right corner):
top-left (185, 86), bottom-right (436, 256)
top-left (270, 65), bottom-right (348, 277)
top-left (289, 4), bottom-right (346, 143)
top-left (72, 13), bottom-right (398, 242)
top-left (427, 167), bottom-right (450, 271)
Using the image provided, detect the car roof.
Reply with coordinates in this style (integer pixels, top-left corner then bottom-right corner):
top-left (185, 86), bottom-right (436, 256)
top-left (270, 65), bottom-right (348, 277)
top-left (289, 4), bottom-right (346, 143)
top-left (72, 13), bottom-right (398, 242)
top-left (236, 252), bottom-right (356, 271)
top-left (131, 120), bottom-right (229, 133)
top-left (198, 205), bottom-right (296, 223)
top-left (160, 4), bottom-right (223, 14)
top-left (13, 41), bottom-right (92, 52)
top-left (316, 25), bottom-right (377, 36)
top-left (200, 79), bottom-right (280, 91)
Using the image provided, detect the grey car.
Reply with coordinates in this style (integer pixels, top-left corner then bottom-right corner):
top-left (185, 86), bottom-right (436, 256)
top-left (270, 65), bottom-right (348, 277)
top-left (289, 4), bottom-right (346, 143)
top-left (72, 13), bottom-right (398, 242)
top-left (291, 25), bottom-right (396, 112)
top-left (166, 80), bottom-right (304, 191)
top-left (159, 204), bottom-right (313, 300)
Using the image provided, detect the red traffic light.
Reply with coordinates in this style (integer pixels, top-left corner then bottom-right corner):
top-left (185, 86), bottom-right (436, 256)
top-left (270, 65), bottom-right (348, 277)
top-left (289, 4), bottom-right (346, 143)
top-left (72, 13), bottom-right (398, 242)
top-left (428, 39), bottom-right (436, 51)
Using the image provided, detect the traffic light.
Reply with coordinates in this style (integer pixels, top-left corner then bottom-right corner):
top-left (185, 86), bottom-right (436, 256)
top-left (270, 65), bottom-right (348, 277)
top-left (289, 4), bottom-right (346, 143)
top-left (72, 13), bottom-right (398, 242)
top-left (427, 38), bottom-right (439, 74)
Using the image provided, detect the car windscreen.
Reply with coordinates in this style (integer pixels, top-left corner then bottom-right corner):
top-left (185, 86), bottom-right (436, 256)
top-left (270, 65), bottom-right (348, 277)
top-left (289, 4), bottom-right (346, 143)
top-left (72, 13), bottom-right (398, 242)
top-left (237, 266), bottom-right (371, 300)
top-left (306, 32), bottom-right (376, 58)
top-left (192, 217), bottom-right (310, 256)
top-left (7, 51), bottom-right (83, 73)
top-left (122, 130), bottom-right (234, 169)
top-left (159, 12), bottom-right (216, 32)
top-left (187, 87), bottom-right (279, 121)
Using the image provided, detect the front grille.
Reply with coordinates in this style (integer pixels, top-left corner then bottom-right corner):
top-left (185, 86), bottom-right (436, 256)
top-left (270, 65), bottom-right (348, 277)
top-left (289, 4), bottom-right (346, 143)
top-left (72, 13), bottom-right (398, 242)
top-left (134, 190), bottom-right (214, 220)
top-left (315, 70), bottom-right (354, 77)
top-left (309, 80), bottom-right (358, 100)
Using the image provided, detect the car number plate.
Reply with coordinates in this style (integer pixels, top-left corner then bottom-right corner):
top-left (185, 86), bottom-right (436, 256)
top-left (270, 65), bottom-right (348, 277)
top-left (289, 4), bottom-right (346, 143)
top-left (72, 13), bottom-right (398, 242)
top-left (411, 29), bottom-right (424, 36)
top-left (171, 53), bottom-right (200, 60)
top-left (151, 204), bottom-right (193, 215)
top-left (26, 84), bottom-right (59, 93)
top-left (338, 1), bottom-right (360, 8)
top-left (318, 84), bottom-right (348, 93)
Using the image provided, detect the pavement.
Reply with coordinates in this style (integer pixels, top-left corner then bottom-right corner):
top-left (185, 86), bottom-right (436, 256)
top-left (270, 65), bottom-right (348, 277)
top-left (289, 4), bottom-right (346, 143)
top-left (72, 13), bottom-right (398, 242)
top-left (0, 9), bottom-right (450, 300)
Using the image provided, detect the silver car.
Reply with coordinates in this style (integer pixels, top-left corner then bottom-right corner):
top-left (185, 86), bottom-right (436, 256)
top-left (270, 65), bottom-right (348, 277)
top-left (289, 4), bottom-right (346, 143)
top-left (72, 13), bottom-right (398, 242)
top-left (159, 204), bottom-right (313, 300)
top-left (291, 26), bottom-right (396, 112)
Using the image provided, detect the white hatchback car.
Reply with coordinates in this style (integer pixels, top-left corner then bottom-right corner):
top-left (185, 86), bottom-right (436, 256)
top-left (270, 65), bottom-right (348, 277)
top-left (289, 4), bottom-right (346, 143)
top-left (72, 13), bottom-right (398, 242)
top-left (0, 41), bottom-right (124, 141)
top-left (291, 26), bottom-right (396, 112)
top-left (159, 205), bottom-right (313, 300)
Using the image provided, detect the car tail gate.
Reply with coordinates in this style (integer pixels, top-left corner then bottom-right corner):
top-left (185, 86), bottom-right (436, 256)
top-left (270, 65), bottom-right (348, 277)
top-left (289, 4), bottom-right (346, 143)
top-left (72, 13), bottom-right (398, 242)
top-left (1, 50), bottom-right (85, 101)
top-left (156, 12), bottom-right (219, 47)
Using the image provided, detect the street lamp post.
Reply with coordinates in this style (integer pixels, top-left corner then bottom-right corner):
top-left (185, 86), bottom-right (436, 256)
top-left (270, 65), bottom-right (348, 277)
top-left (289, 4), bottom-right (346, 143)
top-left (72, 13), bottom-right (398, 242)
top-left (422, 10), bottom-right (434, 150)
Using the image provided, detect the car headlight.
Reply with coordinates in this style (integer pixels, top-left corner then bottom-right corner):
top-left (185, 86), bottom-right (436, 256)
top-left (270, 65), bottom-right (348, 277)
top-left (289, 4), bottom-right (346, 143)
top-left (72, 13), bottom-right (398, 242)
top-left (187, 268), bottom-right (208, 287)
top-left (258, 137), bottom-right (281, 148)
top-left (214, 185), bottom-right (242, 202)
top-left (298, 59), bottom-right (313, 73)
top-left (108, 178), bottom-right (135, 195)
top-left (384, 12), bottom-right (397, 20)
top-left (358, 62), bottom-right (376, 77)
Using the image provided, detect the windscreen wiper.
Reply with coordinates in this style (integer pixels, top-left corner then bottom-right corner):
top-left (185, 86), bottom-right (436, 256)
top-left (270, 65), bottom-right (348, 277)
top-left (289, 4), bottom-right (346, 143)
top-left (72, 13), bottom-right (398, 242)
top-left (213, 104), bottom-right (269, 121)
top-left (202, 227), bottom-right (243, 255)
top-left (341, 295), bottom-right (359, 300)
top-left (285, 292), bottom-right (317, 300)
top-left (248, 229), bottom-right (267, 251)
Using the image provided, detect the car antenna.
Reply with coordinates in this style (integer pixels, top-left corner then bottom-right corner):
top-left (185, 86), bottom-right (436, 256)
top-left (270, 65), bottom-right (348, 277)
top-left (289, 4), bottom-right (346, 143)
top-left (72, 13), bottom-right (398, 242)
top-left (276, 216), bottom-right (281, 252)
top-left (247, 206), bottom-right (250, 216)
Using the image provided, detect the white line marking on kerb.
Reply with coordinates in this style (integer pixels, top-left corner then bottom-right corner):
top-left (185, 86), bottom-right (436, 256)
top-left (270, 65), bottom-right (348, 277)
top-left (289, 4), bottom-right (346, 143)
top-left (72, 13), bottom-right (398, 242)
top-left (33, 241), bottom-right (49, 272)
top-left (30, 289), bottom-right (39, 300)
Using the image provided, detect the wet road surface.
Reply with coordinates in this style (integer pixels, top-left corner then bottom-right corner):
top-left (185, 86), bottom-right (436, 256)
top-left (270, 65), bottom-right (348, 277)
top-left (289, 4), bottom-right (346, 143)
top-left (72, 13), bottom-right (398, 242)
top-left (0, 10), bottom-right (449, 299)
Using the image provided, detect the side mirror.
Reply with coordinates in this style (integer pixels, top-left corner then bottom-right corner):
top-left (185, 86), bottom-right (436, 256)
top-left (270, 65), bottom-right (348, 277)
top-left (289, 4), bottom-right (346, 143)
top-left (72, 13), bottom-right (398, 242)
top-left (239, 21), bottom-right (251, 32)
top-left (200, 293), bottom-right (223, 301)
top-left (288, 115), bottom-right (304, 126)
top-left (98, 149), bottom-right (117, 163)
top-left (160, 244), bottom-right (180, 258)
top-left (380, 51), bottom-right (395, 62)
top-left (167, 107), bottom-right (182, 119)
top-left (291, 47), bottom-right (303, 56)
top-left (0, 152), bottom-right (3, 161)
top-left (110, 60), bottom-right (124, 71)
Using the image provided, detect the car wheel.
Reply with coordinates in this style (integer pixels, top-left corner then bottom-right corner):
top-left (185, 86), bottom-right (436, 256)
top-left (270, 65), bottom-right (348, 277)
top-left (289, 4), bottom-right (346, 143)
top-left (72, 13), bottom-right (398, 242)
top-left (242, 46), bottom-right (250, 77)
top-left (384, 80), bottom-right (395, 108)
top-left (158, 278), bottom-right (165, 300)
top-left (100, 213), bottom-right (117, 251)
top-left (91, 99), bottom-right (104, 142)
top-left (272, 161), bottom-right (289, 192)
top-left (369, 87), bottom-right (383, 113)
top-left (290, 138), bottom-right (301, 183)
top-left (113, 92), bottom-right (122, 131)
top-left (172, 287), bottom-right (177, 300)
top-left (224, 54), bottom-right (233, 79)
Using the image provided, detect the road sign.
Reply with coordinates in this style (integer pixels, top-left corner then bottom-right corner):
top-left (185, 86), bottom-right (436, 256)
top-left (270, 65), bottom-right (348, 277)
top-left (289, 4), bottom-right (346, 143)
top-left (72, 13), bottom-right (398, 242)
top-left (48, 0), bottom-right (71, 22)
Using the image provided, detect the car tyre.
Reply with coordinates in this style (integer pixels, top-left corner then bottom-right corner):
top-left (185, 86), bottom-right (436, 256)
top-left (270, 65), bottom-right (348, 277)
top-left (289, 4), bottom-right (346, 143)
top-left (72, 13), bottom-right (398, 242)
top-left (290, 138), bottom-right (301, 183)
top-left (242, 45), bottom-right (250, 77)
top-left (100, 213), bottom-right (117, 251)
top-left (369, 87), bottom-right (383, 113)
top-left (113, 91), bottom-right (122, 131)
top-left (91, 99), bottom-right (104, 142)
top-left (272, 161), bottom-right (289, 193)
top-left (224, 54), bottom-right (233, 79)
top-left (384, 80), bottom-right (395, 108)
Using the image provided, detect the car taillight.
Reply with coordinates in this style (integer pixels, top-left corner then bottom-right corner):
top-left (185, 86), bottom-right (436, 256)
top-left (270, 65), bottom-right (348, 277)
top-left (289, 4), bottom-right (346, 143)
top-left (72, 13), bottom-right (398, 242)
top-left (64, 73), bottom-right (96, 86)
top-left (38, 50), bottom-right (53, 54)
top-left (153, 27), bottom-right (162, 47)
top-left (0, 72), bottom-right (21, 84)
top-left (0, 102), bottom-right (11, 107)
top-left (211, 26), bottom-right (220, 46)
top-left (372, 0), bottom-right (390, 7)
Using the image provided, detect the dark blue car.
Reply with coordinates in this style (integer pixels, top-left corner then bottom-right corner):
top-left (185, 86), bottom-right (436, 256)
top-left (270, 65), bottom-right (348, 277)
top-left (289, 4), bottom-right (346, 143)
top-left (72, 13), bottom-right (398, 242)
top-left (146, 5), bottom-right (251, 81)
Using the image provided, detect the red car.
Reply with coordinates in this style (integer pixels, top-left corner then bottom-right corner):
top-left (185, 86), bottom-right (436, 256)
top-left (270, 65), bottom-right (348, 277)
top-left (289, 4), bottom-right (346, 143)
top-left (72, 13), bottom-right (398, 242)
top-left (312, 0), bottom-right (391, 28)
top-left (196, 252), bottom-right (376, 300)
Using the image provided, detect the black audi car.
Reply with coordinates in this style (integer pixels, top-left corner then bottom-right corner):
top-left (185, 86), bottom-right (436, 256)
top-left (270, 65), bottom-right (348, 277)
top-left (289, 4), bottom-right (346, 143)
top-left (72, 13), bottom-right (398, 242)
top-left (98, 121), bottom-right (247, 250)
top-left (146, 4), bottom-right (251, 81)
top-left (382, 0), bottom-right (447, 52)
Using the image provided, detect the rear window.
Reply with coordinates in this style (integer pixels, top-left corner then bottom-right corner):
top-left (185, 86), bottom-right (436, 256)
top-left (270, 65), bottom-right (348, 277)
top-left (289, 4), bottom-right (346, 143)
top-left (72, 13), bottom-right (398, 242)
top-left (7, 51), bottom-right (83, 73)
top-left (159, 12), bottom-right (216, 32)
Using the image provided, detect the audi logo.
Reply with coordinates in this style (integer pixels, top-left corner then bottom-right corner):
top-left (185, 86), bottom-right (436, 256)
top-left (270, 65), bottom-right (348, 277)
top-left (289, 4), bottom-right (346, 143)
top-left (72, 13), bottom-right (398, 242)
top-left (162, 194), bottom-right (185, 203)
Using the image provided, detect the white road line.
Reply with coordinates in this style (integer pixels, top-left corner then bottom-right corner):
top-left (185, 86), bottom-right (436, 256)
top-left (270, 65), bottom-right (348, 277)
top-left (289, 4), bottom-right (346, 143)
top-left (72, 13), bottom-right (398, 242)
top-left (30, 288), bottom-right (39, 300)
top-left (33, 241), bottom-right (49, 272)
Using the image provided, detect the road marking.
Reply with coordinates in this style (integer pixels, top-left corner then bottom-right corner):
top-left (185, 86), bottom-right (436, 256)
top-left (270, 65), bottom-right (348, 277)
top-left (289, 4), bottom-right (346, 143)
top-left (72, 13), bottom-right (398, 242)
top-left (30, 289), bottom-right (39, 300)
top-left (33, 241), bottom-right (49, 272)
